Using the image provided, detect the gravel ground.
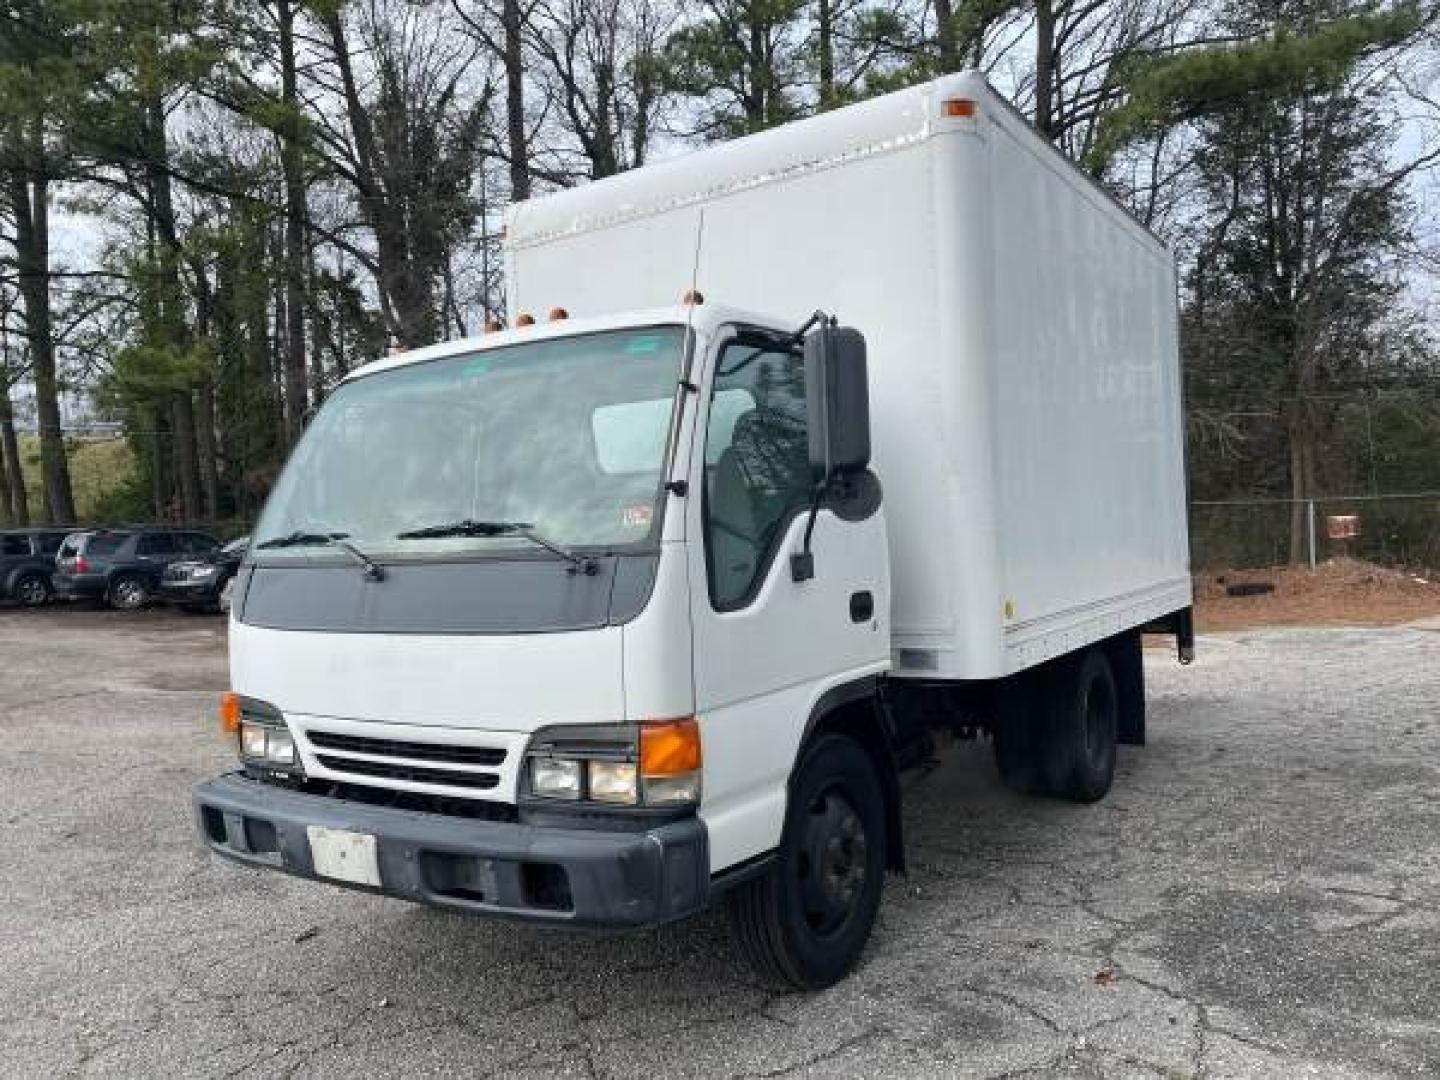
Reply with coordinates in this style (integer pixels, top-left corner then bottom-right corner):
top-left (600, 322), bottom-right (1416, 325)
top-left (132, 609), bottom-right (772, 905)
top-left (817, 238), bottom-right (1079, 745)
top-left (2, 608), bottom-right (1439, 1078)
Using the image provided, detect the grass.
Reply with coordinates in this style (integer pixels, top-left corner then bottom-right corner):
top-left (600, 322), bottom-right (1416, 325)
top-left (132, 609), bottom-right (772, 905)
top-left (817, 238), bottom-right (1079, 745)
top-left (14, 433), bottom-right (137, 523)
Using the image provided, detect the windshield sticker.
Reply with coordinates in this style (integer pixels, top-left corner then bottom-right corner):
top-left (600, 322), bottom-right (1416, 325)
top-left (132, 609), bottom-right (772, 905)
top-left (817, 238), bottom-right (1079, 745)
top-left (622, 505), bottom-right (653, 529)
top-left (624, 335), bottom-right (664, 355)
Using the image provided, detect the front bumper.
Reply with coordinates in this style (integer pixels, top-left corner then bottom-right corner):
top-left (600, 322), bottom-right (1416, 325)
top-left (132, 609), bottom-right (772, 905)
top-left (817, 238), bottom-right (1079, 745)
top-left (192, 773), bottom-right (709, 928)
top-left (159, 579), bottom-right (219, 606)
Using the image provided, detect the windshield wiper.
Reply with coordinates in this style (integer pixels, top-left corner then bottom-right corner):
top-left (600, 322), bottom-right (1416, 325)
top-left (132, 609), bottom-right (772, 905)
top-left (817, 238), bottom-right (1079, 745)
top-left (396, 519), bottom-right (599, 575)
top-left (255, 530), bottom-right (386, 582)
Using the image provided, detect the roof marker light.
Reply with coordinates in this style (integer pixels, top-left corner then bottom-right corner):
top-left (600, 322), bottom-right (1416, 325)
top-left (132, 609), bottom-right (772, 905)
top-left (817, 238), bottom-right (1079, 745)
top-left (941, 98), bottom-right (977, 118)
top-left (514, 313), bottom-right (536, 328)
top-left (681, 290), bottom-right (704, 306)
top-left (548, 307), bottom-right (569, 321)
top-left (484, 316), bottom-right (503, 333)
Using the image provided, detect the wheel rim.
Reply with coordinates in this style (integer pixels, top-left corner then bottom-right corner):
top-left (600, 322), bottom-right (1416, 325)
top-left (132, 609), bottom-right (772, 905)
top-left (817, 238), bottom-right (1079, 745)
top-left (115, 581), bottom-right (144, 608)
top-left (796, 786), bottom-right (869, 938)
top-left (17, 578), bottom-right (46, 605)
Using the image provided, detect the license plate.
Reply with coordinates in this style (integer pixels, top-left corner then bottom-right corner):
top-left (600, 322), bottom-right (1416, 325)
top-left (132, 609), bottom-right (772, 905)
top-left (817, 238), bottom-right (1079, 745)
top-left (306, 826), bottom-right (381, 886)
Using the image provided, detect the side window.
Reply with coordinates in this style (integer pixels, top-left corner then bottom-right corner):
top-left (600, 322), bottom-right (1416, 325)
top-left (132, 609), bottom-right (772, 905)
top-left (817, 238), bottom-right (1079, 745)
top-left (702, 340), bottom-right (810, 610)
top-left (39, 533), bottom-right (65, 555)
top-left (1, 535), bottom-right (29, 557)
top-left (137, 533), bottom-right (176, 557)
top-left (181, 533), bottom-right (218, 555)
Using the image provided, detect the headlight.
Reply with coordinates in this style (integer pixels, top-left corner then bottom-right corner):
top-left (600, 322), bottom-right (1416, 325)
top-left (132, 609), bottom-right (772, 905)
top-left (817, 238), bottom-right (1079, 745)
top-left (222, 692), bottom-right (301, 773)
top-left (240, 724), bottom-right (268, 758)
top-left (530, 757), bottom-right (582, 800)
top-left (587, 760), bottom-right (638, 804)
top-left (239, 720), bottom-right (297, 767)
top-left (523, 719), bottom-right (700, 808)
top-left (189, 565), bottom-right (218, 580)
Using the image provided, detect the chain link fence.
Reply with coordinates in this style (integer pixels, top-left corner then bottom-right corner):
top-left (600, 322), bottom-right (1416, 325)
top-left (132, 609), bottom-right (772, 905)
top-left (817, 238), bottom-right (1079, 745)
top-left (1190, 493), bottom-right (1440, 571)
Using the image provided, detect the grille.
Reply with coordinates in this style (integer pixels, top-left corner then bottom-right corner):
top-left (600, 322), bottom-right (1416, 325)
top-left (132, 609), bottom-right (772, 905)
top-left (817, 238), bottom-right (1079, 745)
top-left (313, 755), bottom-right (501, 790)
top-left (307, 730), bottom-right (506, 767)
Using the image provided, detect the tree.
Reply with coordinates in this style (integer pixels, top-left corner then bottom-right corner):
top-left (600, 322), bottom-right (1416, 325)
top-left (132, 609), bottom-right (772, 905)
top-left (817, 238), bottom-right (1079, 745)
top-left (316, 0), bottom-right (492, 346)
top-left (0, 0), bottom-right (81, 522)
top-left (1152, 1), bottom-right (1432, 562)
top-left (663, 0), bottom-right (810, 138)
top-left (527, 0), bottom-right (676, 178)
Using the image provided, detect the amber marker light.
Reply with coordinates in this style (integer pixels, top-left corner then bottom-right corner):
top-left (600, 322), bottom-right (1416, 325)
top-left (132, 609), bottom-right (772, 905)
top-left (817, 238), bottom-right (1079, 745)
top-left (484, 316), bottom-right (503, 332)
top-left (640, 717), bottom-right (701, 775)
top-left (681, 289), bottom-right (704, 306)
top-left (548, 306), bottom-right (569, 321)
top-left (640, 717), bottom-right (702, 804)
top-left (219, 691), bottom-right (241, 735)
top-left (514, 312), bottom-right (536, 327)
top-left (941, 98), bottom-right (977, 118)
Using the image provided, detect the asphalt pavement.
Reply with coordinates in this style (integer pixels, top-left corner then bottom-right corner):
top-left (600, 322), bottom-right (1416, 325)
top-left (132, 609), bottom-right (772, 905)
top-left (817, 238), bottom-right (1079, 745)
top-left (2, 607), bottom-right (1438, 1078)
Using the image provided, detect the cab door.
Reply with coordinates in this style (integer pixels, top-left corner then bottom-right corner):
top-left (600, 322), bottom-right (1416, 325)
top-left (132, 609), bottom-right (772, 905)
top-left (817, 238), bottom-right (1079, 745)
top-left (688, 331), bottom-right (890, 872)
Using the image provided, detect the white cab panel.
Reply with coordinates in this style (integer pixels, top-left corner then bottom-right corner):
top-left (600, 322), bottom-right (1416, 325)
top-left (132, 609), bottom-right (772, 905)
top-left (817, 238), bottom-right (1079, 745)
top-left (691, 509), bottom-right (891, 871)
top-left (229, 619), bottom-right (623, 732)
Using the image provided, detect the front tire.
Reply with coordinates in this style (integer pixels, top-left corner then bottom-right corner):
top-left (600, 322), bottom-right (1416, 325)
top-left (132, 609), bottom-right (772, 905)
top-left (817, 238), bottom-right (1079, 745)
top-left (109, 576), bottom-right (152, 611)
top-left (727, 734), bottom-right (887, 990)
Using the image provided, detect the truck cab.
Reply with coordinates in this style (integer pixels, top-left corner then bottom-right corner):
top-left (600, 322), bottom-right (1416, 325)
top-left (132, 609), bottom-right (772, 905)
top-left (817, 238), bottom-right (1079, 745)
top-left (196, 303), bottom-right (896, 987)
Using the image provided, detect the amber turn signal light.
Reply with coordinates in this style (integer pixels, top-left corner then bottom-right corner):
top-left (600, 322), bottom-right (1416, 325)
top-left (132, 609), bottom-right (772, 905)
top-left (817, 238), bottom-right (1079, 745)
top-left (941, 98), bottom-right (976, 118)
top-left (219, 691), bottom-right (241, 734)
top-left (639, 717), bottom-right (701, 776)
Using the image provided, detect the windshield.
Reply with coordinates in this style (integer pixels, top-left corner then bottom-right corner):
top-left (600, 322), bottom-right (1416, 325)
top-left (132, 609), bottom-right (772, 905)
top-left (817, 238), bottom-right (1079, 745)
top-left (252, 326), bottom-right (687, 560)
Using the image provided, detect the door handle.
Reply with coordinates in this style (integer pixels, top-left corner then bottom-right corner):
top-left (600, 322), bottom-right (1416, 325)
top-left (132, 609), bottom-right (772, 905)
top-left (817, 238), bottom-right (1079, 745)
top-left (849, 591), bottom-right (874, 623)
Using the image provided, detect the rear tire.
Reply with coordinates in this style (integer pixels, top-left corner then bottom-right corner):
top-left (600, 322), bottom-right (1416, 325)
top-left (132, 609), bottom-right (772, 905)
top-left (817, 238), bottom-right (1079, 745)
top-left (1040, 649), bottom-right (1118, 803)
top-left (727, 734), bottom-right (887, 990)
top-left (109, 576), bottom-right (151, 611)
top-left (13, 573), bottom-right (52, 607)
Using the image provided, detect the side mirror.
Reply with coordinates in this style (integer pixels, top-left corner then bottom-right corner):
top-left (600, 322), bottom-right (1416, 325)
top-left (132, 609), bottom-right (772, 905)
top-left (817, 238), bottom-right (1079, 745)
top-left (792, 325), bottom-right (871, 583)
top-left (804, 325), bottom-right (870, 480)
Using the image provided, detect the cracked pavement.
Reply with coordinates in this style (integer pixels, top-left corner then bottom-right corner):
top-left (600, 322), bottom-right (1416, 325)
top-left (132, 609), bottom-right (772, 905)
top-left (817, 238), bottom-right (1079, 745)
top-left (2, 608), bottom-right (1439, 1078)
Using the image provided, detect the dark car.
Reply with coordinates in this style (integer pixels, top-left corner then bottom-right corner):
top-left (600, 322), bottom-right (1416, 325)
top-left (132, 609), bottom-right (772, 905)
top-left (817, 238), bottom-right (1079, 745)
top-left (159, 535), bottom-right (248, 613)
top-left (0, 528), bottom-right (73, 606)
top-left (54, 528), bottom-right (222, 610)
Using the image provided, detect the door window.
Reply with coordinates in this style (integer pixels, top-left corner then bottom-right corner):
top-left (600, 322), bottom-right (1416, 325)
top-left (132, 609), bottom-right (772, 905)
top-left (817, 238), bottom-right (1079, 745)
top-left (701, 339), bottom-right (811, 610)
top-left (1, 535), bottom-right (29, 557)
top-left (137, 533), bottom-right (177, 557)
top-left (180, 533), bottom-right (218, 555)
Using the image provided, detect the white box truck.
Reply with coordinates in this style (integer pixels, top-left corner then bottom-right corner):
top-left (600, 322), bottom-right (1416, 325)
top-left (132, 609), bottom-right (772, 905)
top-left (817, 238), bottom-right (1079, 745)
top-left (193, 71), bottom-right (1192, 988)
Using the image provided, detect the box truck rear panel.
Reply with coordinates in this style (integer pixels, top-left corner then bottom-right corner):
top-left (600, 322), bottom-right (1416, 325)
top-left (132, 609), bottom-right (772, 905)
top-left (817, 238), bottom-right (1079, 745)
top-left (507, 72), bottom-right (1190, 682)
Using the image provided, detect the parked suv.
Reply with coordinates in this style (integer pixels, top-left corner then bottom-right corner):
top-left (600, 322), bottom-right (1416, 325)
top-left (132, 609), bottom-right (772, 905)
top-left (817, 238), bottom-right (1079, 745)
top-left (0, 529), bottom-right (73, 606)
top-left (54, 528), bottom-right (221, 610)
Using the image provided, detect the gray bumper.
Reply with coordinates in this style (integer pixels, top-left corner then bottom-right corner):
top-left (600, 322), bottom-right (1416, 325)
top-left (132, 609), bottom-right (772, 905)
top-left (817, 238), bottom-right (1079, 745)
top-left (192, 773), bottom-right (709, 928)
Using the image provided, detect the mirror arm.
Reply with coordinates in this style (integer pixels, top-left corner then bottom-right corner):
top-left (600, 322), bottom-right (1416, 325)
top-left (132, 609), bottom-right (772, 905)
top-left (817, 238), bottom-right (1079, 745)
top-left (787, 309), bottom-right (835, 347)
top-left (789, 480), bottom-right (829, 582)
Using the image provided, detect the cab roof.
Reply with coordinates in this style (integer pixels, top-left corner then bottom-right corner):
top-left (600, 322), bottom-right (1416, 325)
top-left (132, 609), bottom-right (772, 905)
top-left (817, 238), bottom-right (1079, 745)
top-left (343, 302), bottom-right (795, 384)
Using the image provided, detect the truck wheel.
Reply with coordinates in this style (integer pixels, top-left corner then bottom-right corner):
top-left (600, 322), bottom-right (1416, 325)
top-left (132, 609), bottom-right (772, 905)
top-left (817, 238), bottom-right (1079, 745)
top-left (109, 576), bottom-right (151, 611)
top-left (1041, 649), bottom-right (1118, 803)
top-left (726, 734), bottom-right (886, 990)
top-left (14, 573), bottom-right (52, 607)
